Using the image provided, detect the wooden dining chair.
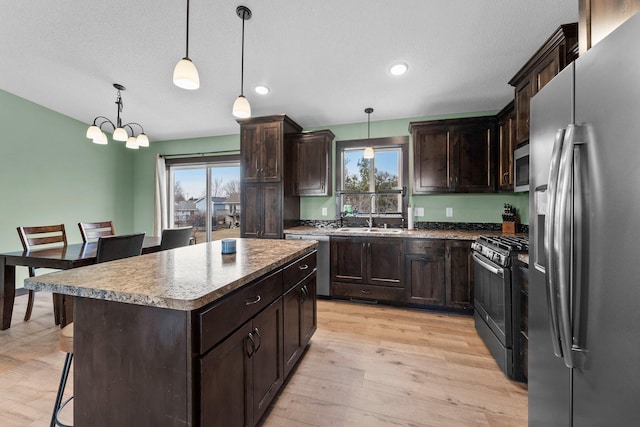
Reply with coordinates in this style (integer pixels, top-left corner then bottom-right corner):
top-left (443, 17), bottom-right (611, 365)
top-left (78, 221), bottom-right (115, 243)
top-left (160, 226), bottom-right (194, 251)
top-left (17, 224), bottom-right (67, 323)
top-left (51, 231), bottom-right (145, 427)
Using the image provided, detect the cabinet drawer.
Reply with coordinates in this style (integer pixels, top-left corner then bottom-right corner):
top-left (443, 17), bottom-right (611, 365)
top-left (405, 239), bottom-right (445, 254)
top-left (283, 251), bottom-right (316, 290)
top-left (198, 270), bottom-right (283, 354)
top-left (331, 282), bottom-right (405, 302)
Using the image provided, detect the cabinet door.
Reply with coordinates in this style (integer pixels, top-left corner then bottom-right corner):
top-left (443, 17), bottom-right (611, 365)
top-left (260, 122), bottom-right (283, 182)
top-left (283, 274), bottom-right (317, 377)
top-left (241, 124), bottom-right (261, 183)
top-left (453, 122), bottom-right (495, 192)
top-left (515, 77), bottom-right (532, 145)
top-left (367, 239), bottom-right (403, 287)
top-left (300, 275), bottom-right (317, 346)
top-left (261, 183), bottom-right (282, 239)
top-left (446, 241), bottom-right (473, 309)
top-left (405, 240), bottom-right (446, 306)
top-left (498, 106), bottom-right (516, 191)
top-left (251, 298), bottom-right (284, 424)
top-left (413, 125), bottom-right (451, 193)
top-left (200, 322), bottom-right (253, 427)
top-left (330, 237), bottom-right (366, 284)
top-left (533, 48), bottom-right (561, 95)
top-left (293, 132), bottom-right (332, 196)
top-left (241, 183), bottom-right (261, 238)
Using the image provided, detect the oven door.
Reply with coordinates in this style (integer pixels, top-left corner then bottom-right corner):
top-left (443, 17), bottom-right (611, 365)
top-left (472, 251), bottom-right (512, 347)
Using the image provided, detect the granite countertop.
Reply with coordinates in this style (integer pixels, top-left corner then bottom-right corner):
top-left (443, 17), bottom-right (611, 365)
top-left (284, 225), bottom-right (526, 241)
top-left (24, 239), bottom-right (317, 311)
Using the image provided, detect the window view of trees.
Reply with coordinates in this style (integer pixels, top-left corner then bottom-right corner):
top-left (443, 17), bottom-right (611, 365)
top-left (342, 149), bottom-right (401, 214)
top-left (171, 164), bottom-right (240, 242)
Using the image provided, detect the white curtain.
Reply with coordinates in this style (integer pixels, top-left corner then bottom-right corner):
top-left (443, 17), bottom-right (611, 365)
top-left (153, 154), bottom-right (168, 236)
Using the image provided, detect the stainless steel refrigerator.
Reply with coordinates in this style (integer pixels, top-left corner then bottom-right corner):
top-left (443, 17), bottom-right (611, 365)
top-left (529, 12), bottom-right (640, 426)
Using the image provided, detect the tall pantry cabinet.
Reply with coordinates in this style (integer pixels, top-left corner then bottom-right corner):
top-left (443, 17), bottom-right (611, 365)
top-left (238, 115), bottom-right (303, 239)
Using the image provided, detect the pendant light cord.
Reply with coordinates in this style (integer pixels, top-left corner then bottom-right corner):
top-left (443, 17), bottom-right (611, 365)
top-left (185, 0), bottom-right (190, 58)
top-left (367, 111), bottom-right (370, 139)
top-left (240, 10), bottom-right (245, 96)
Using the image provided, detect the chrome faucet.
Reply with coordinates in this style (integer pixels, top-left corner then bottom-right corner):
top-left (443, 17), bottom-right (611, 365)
top-left (367, 194), bottom-right (376, 230)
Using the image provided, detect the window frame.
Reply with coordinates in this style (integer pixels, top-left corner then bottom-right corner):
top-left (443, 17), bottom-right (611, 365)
top-left (165, 154), bottom-right (240, 242)
top-left (335, 136), bottom-right (409, 219)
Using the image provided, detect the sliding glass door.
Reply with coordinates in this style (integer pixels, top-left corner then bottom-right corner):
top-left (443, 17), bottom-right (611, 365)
top-left (167, 156), bottom-right (240, 243)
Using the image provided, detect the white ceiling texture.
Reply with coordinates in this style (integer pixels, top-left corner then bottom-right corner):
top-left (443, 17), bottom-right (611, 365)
top-left (0, 0), bottom-right (578, 142)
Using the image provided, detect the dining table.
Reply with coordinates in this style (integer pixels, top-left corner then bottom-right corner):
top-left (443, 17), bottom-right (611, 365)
top-left (0, 236), bottom-right (161, 330)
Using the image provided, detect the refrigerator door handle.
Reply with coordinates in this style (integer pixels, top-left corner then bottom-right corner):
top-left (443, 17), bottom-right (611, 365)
top-left (555, 124), bottom-right (590, 369)
top-left (544, 128), bottom-right (566, 358)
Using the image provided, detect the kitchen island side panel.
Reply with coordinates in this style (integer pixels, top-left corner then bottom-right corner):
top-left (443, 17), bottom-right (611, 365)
top-left (74, 297), bottom-right (193, 427)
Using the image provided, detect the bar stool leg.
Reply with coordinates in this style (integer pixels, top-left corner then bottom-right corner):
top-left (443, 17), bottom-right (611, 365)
top-left (50, 352), bottom-right (73, 427)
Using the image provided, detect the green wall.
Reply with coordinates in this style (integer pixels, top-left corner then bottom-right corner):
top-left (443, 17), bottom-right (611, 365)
top-left (0, 89), bottom-right (135, 285)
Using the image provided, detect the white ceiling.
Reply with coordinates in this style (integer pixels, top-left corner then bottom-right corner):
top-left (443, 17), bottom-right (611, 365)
top-left (0, 0), bottom-right (578, 142)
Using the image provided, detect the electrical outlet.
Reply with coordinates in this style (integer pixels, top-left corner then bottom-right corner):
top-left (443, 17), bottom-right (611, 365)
top-left (446, 207), bottom-right (454, 217)
top-left (321, 207), bottom-right (328, 216)
top-left (414, 207), bottom-right (424, 217)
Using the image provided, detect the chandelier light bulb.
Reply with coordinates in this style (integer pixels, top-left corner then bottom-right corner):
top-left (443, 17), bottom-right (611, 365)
top-left (363, 146), bottom-right (375, 159)
top-left (232, 95), bottom-right (251, 118)
top-left (136, 133), bottom-right (149, 147)
top-left (173, 58), bottom-right (200, 90)
top-left (125, 136), bottom-right (139, 149)
top-left (86, 125), bottom-right (101, 140)
top-left (93, 132), bottom-right (108, 145)
top-left (113, 127), bottom-right (128, 142)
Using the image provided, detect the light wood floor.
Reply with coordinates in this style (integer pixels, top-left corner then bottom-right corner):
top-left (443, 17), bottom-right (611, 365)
top-left (0, 294), bottom-right (527, 426)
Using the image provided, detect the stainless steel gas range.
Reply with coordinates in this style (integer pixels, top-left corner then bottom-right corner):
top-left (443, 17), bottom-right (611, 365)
top-left (471, 235), bottom-right (528, 381)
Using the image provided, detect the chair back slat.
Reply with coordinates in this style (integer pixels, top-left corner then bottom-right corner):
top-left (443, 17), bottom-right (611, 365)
top-left (160, 226), bottom-right (194, 251)
top-left (17, 224), bottom-right (67, 251)
top-left (78, 221), bottom-right (115, 242)
top-left (96, 233), bottom-right (145, 264)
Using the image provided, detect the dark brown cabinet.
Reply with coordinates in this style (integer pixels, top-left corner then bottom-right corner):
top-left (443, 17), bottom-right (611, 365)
top-left (330, 236), bottom-right (404, 302)
top-left (200, 297), bottom-right (284, 427)
top-left (287, 130), bottom-right (334, 196)
top-left (405, 239), bottom-right (473, 310)
top-left (579, 0), bottom-right (640, 55)
top-left (497, 102), bottom-right (516, 191)
top-left (283, 273), bottom-right (317, 377)
top-left (509, 24), bottom-right (578, 145)
top-left (238, 115), bottom-right (303, 239)
top-left (410, 117), bottom-right (496, 194)
top-left (513, 260), bottom-right (529, 382)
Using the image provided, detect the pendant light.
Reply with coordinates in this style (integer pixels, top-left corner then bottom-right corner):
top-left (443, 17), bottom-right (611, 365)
top-left (363, 107), bottom-right (375, 159)
top-left (232, 6), bottom-right (252, 118)
top-left (173, 0), bottom-right (200, 90)
top-left (86, 83), bottom-right (149, 149)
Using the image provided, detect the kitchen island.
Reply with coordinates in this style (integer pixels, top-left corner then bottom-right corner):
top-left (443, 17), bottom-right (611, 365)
top-left (25, 238), bottom-right (318, 427)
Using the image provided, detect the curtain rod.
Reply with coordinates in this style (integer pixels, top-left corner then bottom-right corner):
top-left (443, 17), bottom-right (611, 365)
top-left (160, 150), bottom-right (240, 159)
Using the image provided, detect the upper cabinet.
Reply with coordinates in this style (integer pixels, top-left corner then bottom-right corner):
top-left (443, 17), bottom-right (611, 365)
top-left (286, 130), bottom-right (335, 196)
top-left (239, 115), bottom-right (302, 183)
top-left (410, 116), bottom-right (496, 194)
top-left (497, 102), bottom-right (516, 191)
top-left (508, 23), bottom-right (578, 145)
top-left (579, 0), bottom-right (640, 54)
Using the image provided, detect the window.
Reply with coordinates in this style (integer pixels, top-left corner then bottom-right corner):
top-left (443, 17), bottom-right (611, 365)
top-left (336, 136), bottom-right (408, 216)
top-left (166, 155), bottom-right (241, 242)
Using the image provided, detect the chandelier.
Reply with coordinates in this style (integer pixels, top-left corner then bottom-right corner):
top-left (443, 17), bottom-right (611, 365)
top-left (86, 83), bottom-right (149, 149)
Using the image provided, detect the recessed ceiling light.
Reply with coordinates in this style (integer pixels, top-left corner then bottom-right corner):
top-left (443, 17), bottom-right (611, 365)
top-left (254, 85), bottom-right (270, 95)
top-left (390, 63), bottom-right (408, 76)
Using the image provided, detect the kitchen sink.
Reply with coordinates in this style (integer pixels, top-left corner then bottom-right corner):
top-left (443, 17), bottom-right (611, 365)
top-left (335, 227), bottom-right (403, 234)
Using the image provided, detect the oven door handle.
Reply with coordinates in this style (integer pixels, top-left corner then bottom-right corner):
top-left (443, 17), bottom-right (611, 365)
top-left (472, 252), bottom-right (504, 278)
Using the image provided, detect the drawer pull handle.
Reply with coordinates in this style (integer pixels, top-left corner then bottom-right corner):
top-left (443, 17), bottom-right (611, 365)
top-left (245, 295), bottom-right (261, 305)
top-left (298, 264), bottom-right (309, 270)
top-left (361, 290), bottom-right (372, 295)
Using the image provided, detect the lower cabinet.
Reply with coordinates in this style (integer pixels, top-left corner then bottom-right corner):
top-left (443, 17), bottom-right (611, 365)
top-left (330, 236), bottom-right (405, 303)
top-left (200, 297), bottom-right (284, 427)
top-left (283, 273), bottom-right (317, 377)
top-left (405, 239), bottom-right (474, 310)
top-left (198, 251), bottom-right (317, 427)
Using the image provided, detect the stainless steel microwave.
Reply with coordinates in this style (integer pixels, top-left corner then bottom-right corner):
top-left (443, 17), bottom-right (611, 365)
top-left (514, 144), bottom-right (529, 192)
